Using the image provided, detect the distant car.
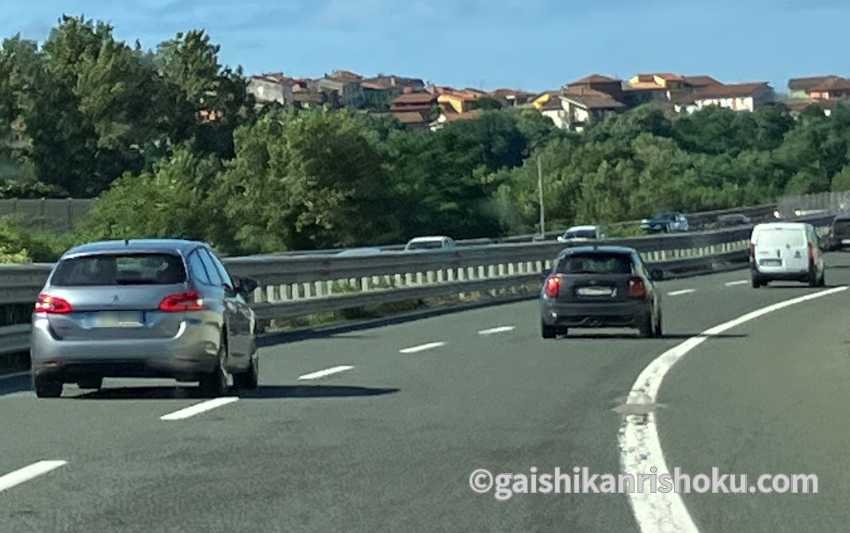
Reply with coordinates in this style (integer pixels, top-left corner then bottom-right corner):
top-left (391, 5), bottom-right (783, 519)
top-left (337, 247), bottom-right (383, 257)
top-left (641, 212), bottom-right (689, 233)
top-left (749, 223), bottom-right (825, 288)
top-left (716, 214), bottom-right (752, 227)
top-left (557, 225), bottom-right (606, 243)
top-left (827, 214), bottom-right (850, 251)
top-left (404, 236), bottom-right (456, 251)
top-left (30, 239), bottom-right (259, 398)
top-left (539, 245), bottom-right (662, 338)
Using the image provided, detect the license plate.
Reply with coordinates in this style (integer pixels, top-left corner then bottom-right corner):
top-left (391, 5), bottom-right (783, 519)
top-left (92, 311), bottom-right (144, 328)
top-left (760, 259), bottom-right (781, 267)
top-left (577, 287), bottom-right (614, 297)
top-left (842, 239), bottom-right (850, 245)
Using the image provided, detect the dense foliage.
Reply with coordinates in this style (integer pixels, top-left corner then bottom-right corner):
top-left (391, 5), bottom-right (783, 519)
top-left (3, 16), bottom-right (850, 258)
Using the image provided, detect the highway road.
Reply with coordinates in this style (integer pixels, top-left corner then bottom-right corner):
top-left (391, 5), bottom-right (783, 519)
top-left (2, 255), bottom-right (850, 532)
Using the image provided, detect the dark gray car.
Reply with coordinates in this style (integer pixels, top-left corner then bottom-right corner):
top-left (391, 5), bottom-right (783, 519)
top-left (539, 246), bottom-right (662, 338)
top-left (30, 239), bottom-right (259, 398)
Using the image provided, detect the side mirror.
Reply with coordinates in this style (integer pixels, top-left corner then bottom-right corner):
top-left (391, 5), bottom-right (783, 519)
top-left (650, 269), bottom-right (664, 282)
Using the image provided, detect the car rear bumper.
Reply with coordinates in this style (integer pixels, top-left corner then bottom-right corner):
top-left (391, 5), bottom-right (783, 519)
top-left (540, 300), bottom-right (650, 328)
top-left (30, 318), bottom-right (219, 381)
top-left (752, 266), bottom-right (809, 280)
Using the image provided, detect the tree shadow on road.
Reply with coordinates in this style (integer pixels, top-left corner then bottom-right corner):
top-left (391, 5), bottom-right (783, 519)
top-left (560, 333), bottom-right (747, 340)
top-left (71, 384), bottom-right (399, 400)
top-left (239, 385), bottom-right (399, 399)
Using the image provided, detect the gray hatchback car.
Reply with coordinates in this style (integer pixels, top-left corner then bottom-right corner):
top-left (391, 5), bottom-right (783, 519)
top-left (540, 245), bottom-right (662, 338)
top-left (30, 239), bottom-right (259, 398)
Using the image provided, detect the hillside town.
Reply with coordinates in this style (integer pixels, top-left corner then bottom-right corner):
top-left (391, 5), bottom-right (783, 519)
top-left (248, 70), bottom-right (850, 131)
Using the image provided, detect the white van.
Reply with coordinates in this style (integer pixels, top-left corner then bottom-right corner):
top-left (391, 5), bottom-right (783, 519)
top-left (749, 222), bottom-right (825, 288)
top-left (404, 236), bottom-right (456, 251)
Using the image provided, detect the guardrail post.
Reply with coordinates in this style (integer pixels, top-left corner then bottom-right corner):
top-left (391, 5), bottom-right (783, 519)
top-left (268, 285), bottom-right (280, 302)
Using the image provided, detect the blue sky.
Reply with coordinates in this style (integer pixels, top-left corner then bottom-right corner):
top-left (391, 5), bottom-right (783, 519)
top-left (2, 0), bottom-right (848, 92)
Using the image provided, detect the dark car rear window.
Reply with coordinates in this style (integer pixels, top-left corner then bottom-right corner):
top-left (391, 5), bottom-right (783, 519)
top-left (51, 253), bottom-right (186, 286)
top-left (833, 219), bottom-right (850, 235)
top-left (556, 253), bottom-right (634, 275)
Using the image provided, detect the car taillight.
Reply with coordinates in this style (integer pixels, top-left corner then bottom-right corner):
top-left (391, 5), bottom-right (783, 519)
top-left (808, 242), bottom-right (814, 262)
top-left (158, 290), bottom-right (204, 312)
top-left (627, 278), bottom-right (647, 299)
top-left (748, 242), bottom-right (755, 262)
top-left (544, 276), bottom-right (561, 298)
top-left (34, 293), bottom-right (73, 314)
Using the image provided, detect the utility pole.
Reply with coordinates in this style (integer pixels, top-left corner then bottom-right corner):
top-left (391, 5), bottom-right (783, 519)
top-left (537, 154), bottom-right (545, 238)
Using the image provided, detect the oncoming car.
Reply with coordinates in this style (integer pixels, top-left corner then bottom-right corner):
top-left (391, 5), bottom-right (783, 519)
top-left (539, 246), bottom-right (662, 338)
top-left (557, 225), bottom-right (605, 243)
top-left (30, 239), bottom-right (259, 398)
top-left (404, 236), bottom-right (456, 251)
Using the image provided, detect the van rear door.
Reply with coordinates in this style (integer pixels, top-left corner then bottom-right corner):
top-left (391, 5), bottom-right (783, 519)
top-left (755, 228), bottom-right (808, 272)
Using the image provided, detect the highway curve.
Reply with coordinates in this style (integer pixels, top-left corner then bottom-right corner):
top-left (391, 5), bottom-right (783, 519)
top-left (2, 255), bottom-right (850, 532)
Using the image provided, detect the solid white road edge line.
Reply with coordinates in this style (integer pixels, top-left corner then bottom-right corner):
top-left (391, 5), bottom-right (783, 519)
top-left (399, 342), bottom-right (445, 354)
top-left (478, 326), bottom-right (515, 335)
top-left (724, 280), bottom-right (749, 287)
top-left (0, 460), bottom-right (67, 493)
top-left (619, 286), bottom-right (847, 533)
top-left (160, 397), bottom-right (239, 421)
top-left (667, 289), bottom-right (696, 296)
top-left (298, 365), bottom-right (354, 380)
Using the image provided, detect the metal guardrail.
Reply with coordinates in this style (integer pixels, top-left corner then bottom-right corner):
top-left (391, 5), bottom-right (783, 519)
top-left (0, 212), bottom-right (836, 357)
top-left (265, 203), bottom-right (780, 256)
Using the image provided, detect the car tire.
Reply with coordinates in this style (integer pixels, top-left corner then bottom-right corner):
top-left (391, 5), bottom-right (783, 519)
top-left (541, 322), bottom-right (557, 339)
top-left (751, 275), bottom-right (762, 288)
top-left (818, 269), bottom-right (826, 287)
top-left (654, 311), bottom-right (663, 337)
top-left (77, 377), bottom-right (103, 390)
top-left (233, 352), bottom-right (259, 390)
top-left (34, 376), bottom-right (62, 398)
top-left (639, 312), bottom-right (655, 338)
top-left (200, 337), bottom-right (229, 397)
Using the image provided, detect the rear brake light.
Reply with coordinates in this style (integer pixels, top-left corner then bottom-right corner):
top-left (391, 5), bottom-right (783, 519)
top-left (34, 293), bottom-right (73, 314)
top-left (158, 290), bottom-right (204, 312)
top-left (748, 242), bottom-right (755, 262)
top-left (627, 278), bottom-right (647, 299)
top-left (544, 276), bottom-right (560, 298)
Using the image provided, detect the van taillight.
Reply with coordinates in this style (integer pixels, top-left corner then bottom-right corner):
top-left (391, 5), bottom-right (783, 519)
top-left (544, 276), bottom-right (561, 298)
top-left (748, 242), bottom-right (755, 262)
top-left (627, 278), bottom-right (647, 299)
top-left (34, 293), bottom-right (73, 314)
top-left (808, 242), bottom-right (814, 262)
top-left (158, 290), bottom-right (204, 312)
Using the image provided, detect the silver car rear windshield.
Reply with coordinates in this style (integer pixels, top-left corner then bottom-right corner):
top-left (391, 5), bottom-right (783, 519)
top-left (556, 253), bottom-right (634, 274)
top-left (51, 253), bottom-right (186, 286)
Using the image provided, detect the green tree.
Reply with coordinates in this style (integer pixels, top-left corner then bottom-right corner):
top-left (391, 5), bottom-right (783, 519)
top-left (215, 108), bottom-right (397, 252)
top-left (155, 30), bottom-right (253, 158)
top-left (80, 146), bottom-right (223, 244)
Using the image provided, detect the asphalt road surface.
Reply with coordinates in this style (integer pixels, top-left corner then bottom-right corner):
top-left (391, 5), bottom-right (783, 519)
top-left (2, 254), bottom-right (850, 532)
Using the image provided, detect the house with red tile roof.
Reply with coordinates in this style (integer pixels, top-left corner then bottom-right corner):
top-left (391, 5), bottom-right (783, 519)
top-left (673, 82), bottom-right (774, 113)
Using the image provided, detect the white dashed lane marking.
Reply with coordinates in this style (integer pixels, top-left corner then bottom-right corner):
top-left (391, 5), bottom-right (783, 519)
top-left (399, 342), bottom-right (445, 354)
